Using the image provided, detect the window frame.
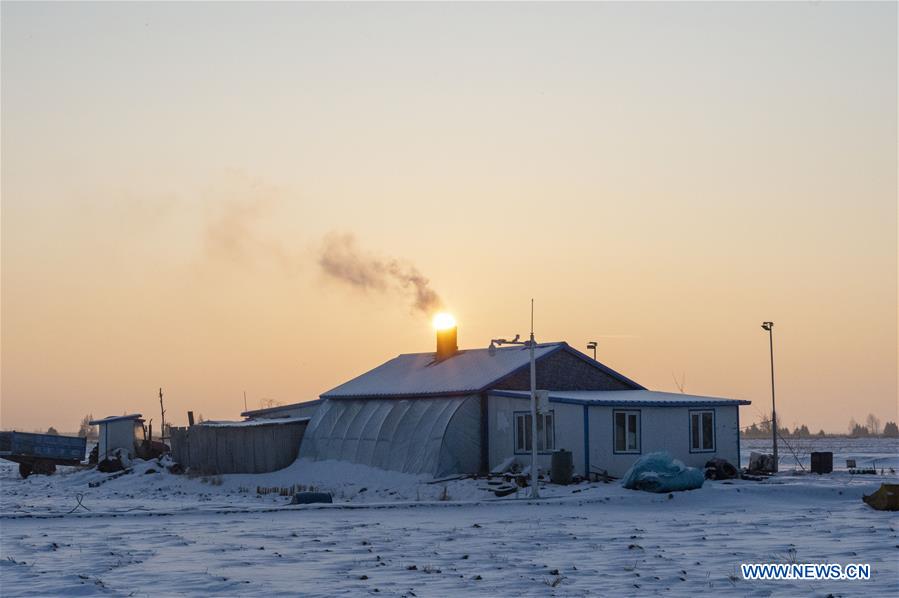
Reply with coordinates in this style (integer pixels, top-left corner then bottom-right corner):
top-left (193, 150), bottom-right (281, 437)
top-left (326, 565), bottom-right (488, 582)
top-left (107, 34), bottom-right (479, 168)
top-left (513, 409), bottom-right (556, 455)
top-left (689, 409), bottom-right (716, 453)
top-left (612, 409), bottom-right (642, 454)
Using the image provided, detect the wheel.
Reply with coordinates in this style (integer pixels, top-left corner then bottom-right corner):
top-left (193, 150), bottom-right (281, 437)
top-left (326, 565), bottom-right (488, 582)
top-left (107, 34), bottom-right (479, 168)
top-left (19, 462), bottom-right (32, 479)
top-left (32, 460), bottom-right (57, 476)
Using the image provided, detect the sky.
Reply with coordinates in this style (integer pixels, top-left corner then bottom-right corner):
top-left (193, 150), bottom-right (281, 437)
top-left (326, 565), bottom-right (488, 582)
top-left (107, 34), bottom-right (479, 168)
top-left (2, 2), bottom-right (896, 434)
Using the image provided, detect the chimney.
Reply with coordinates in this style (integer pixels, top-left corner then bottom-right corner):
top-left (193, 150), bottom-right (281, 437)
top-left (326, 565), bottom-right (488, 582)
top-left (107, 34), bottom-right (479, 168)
top-left (436, 326), bottom-right (458, 360)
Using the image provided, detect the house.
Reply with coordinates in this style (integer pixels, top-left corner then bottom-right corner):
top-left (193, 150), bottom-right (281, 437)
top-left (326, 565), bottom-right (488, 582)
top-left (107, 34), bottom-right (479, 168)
top-left (89, 414), bottom-right (144, 461)
top-left (293, 325), bottom-right (749, 478)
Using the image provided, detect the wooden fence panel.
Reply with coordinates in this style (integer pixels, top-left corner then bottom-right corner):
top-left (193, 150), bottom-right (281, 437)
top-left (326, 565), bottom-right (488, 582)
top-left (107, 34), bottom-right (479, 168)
top-left (168, 422), bottom-right (306, 474)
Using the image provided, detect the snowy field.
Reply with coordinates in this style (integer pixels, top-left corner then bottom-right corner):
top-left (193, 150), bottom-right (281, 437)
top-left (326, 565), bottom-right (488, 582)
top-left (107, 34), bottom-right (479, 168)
top-left (741, 437), bottom-right (899, 473)
top-left (1, 438), bottom-right (897, 596)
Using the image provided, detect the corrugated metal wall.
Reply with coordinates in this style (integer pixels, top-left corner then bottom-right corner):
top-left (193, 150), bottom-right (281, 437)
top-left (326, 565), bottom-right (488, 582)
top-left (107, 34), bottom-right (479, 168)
top-left (169, 421), bottom-right (307, 474)
top-left (300, 396), bottom-right (481, 477)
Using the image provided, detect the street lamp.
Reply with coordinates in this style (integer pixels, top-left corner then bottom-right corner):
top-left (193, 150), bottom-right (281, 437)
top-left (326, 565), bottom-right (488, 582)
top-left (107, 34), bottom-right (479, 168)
top-left (586, 341), bottom-right (598, 361)
top-left (489, 299), bottom-right (540, 498)
top-left (761, 321), bottom-right (778, 472)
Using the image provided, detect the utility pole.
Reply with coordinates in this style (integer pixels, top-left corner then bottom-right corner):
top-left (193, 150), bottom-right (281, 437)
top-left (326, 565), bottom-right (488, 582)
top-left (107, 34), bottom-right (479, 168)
top-left (159, 387), bottom-right (166, 443)
top-left (761, 322), bottom-right (778, 472)
top-left (529, 299), bottom-right (539, 499)
top-left (488, 299), bottom-right (540, 499)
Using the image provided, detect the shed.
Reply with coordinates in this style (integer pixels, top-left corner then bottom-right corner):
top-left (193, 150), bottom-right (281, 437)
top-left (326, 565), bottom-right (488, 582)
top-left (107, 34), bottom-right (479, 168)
top-left (89, 414), bottom-right (143, 461)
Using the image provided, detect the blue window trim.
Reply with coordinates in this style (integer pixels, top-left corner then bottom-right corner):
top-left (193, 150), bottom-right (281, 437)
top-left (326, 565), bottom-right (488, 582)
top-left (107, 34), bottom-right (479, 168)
top-left (513, 409), bottom-right (556, 455)
top-left (689, 409), bottom-right (716, 453)
top-left (583, 404), bottom-right (590, 476)
top-left (612, 409), bottom-right (642, 455)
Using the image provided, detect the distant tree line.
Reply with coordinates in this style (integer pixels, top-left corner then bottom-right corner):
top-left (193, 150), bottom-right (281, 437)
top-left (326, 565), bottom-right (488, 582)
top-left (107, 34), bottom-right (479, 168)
top-left (848, 414), bottom-right (898, 438)
top-left (742, 412), bottom-right (898, 438)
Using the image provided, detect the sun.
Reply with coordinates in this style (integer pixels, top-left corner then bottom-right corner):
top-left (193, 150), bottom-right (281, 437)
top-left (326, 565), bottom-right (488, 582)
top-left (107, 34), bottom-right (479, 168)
top-left (432, 312), bottom-right (456, 331)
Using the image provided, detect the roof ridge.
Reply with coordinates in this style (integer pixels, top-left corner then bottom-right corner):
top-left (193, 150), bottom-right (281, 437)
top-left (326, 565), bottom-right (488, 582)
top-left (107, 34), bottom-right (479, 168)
top-left (395, 341), bottom-right (566, 357)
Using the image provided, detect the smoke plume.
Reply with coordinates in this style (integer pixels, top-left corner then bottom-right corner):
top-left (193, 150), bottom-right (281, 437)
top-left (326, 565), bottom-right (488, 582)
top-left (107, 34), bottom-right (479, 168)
top-left (319, 232), bottom-right (442, 314)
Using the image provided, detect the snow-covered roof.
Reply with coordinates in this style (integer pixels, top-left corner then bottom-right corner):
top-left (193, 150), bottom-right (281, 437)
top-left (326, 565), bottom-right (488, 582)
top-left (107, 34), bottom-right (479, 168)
top-left (490, 389), bottom-right (751, 407)
top-left (89, 414), bottom-right (143, 425)
top-left (321, 342), bottom-right (643, 399)
top-left (198, 416), bottom-right (311, 428)
top-left (241, 398), bottom-right (324, 418)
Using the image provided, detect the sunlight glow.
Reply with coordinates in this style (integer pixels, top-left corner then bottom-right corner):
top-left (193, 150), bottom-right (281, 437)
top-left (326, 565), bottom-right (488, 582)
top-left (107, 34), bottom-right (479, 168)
top-left (432, 312), bottom-right (456, 330)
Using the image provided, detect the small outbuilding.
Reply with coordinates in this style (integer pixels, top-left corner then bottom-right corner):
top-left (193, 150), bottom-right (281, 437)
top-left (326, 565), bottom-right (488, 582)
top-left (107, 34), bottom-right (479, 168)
top-left (89, 414), bottom-right (144, 461)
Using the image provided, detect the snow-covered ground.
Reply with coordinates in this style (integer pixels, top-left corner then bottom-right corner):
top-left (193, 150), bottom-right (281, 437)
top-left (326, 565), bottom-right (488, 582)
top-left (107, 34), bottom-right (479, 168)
top-left (742, 437), bottom-right (899, 472)
top-left (1, 439), bottom-right (897, 596)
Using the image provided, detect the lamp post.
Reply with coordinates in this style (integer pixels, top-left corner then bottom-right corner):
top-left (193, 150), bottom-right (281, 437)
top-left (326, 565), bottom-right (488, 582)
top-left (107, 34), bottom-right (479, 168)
top-left (761, 321), bottom-right (778, 472)
top-left (587, 341), bottom-right (598, 361)
top-left (489, 300), bottom-right (540, 498)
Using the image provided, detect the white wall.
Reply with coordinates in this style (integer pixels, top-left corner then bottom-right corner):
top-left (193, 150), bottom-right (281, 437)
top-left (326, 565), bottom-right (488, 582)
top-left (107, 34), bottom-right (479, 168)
top-left (587, 405), bottom-right (741, 477)
top-left (488, 394), bottom-right (742, 478)
top-left (487, 394), bottom-right (584, 475)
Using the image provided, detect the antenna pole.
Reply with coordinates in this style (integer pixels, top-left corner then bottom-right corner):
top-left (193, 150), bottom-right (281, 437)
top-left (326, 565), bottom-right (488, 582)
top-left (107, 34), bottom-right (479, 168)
top-left (767, 325), bottom-right (778, 472)
top-left (529, 298), bottom-right (539, 498)
top-left (159, 388), bottom-right (166, 443)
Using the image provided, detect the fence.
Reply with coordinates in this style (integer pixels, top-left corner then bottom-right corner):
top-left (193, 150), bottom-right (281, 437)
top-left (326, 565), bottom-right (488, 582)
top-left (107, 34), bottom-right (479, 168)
top-left (169, 420), bottom-right (307, 474)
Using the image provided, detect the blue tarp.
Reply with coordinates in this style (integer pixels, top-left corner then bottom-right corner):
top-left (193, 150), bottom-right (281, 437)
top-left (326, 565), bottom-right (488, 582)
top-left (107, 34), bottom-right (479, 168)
top-left (621, 452), bottom-right (705, 493)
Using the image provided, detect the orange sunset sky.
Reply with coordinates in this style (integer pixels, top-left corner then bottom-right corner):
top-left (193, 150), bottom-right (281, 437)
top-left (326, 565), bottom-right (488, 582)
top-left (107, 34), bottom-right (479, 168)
top-left (2, 2), bottom-right (896, 433)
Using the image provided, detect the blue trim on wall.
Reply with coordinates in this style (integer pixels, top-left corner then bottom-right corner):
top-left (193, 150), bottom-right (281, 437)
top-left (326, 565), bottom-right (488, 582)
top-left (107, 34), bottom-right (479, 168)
top-left (480, 391), bottom-right (489, 474)
top-left (583, 404), bottom-right (590, 476)
top-left (688, 409), bottom-right (717, 453)
top-left (488, 390), bottom-right (749, 408)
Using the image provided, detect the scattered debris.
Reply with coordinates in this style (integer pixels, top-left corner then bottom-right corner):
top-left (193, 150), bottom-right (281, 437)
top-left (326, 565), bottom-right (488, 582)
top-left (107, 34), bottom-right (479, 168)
top-left (704, 458), bottom-right (737, 480)
top-left (88, 468), bottom-right (133, 488)
top-left (862, 484), bottom-right (898, 511)
top-left (748, 452), bottom-right (776, 474)
top-left (290, 491), bottom-right (333, 505)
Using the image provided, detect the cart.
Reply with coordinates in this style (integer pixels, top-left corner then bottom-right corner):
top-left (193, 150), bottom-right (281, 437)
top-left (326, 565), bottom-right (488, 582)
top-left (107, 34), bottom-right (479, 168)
top-left (0, 431), bottom-right (87, 478)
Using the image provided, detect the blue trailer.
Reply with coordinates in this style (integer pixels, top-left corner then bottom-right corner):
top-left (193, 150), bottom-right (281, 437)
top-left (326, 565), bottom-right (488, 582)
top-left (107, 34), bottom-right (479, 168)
top-left (0, 431), bottom-right (87, 478)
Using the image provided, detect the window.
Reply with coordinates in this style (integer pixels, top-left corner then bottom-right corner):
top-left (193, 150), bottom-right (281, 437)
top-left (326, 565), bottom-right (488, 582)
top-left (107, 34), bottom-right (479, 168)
top-left (690, 410), bottom-right (715, 452)
top-left (514, 410), bottom-right (555, 453)
top-left (614, 410), bottom-right (640, 453)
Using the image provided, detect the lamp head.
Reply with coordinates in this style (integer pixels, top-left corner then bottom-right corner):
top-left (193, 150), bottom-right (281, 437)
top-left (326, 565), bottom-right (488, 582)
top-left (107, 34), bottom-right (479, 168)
top-left (761, 321), bottom-right (773, 331)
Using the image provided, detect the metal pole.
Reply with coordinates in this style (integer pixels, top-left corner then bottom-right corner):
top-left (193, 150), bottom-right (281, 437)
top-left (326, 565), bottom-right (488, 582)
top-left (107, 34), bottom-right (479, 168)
top-left (529, 299), bottom-right (539, 498)
top-left (768, 325), bottom-right (778, 472)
